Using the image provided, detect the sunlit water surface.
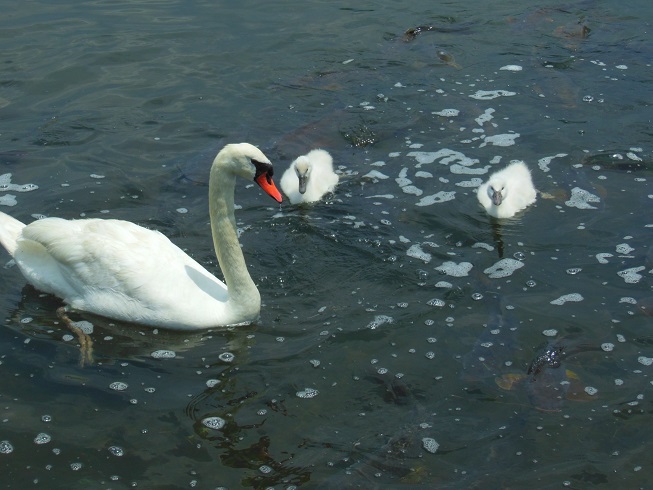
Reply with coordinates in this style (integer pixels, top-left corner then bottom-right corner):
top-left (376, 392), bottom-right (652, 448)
top-left (1, 0), bottom-right (652, 488)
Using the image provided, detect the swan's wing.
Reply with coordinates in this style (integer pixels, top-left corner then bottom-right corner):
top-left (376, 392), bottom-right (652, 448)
top-left (16, 218), bottom-right (227, 309)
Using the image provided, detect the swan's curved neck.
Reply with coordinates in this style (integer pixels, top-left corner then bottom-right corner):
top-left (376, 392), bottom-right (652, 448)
top-left (208, 162), bottom-right (260, 321)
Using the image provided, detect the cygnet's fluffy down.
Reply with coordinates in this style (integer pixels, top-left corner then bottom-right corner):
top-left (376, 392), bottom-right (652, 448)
top-left (477, 161), bottom-right (536, 218)
top-left (280, 149), bottom-right (338, 204)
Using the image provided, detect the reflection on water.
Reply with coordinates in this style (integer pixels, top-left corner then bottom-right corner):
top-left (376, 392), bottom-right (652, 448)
top-left (1, 0), bottom-right (653, 487)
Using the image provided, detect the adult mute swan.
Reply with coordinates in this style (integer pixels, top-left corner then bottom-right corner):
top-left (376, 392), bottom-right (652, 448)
top-left (280, 149), bottom-right (338, 204)
top-left (477, 161), bottom-right (536, 218)
top-left (0, 143), bottom-right (283, 330)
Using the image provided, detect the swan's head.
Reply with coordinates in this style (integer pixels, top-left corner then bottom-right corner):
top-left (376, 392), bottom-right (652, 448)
top-left (217, 143), bottom-right (283, 202)
top-left (293, 156), bottom-right (312, 194)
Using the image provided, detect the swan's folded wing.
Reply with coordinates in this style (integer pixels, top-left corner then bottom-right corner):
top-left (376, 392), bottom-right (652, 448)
top-left (19, 218), bottom-right (227, 306)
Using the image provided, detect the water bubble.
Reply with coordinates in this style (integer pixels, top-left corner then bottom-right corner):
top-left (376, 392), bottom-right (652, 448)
top-left (526, 280), bottom-right (536, 288)
top-left (70, 462), bottom-right (83, 471)
top-left (584, 386), bottom-right (598, 395)
top-left (296, 388), bottom-right (319, 399)
top-left (108, 446), bottom-right (124, 457)
top-left (34, 433), bottom-right (51, 445)
top-left (109, 382), bottom-right (128, 391)
top-left (310, 359), bottom-right (321, 368)
top-left (259, 465), bottom-right (273, 474)
top-left (377, 367), bottom-right (388, 375)
top-left (144, 387), bottom-right (156, 393)
top-left (0, 441), bottom-right (14, 454)
top-left (206, 379), bottom-right (220, 388)
top-left (257, 409), bottom-right (267, 416)
top-left (542, 329), bottom-right (558, 337)
top-left (201, 417), bottom-right (226, 430)
top-left (422, 437), bottom-right (439, 453)
top-left (427, 337), bottom-right (437, 343)
top-left (637, 356), bottom-right (653, 366)
top-left (20, 317), bottom-right (33, 324)
top-left (566, 268), bottom-right (582, 275)
top-left (218, 352), bottom-right (235, 363)
top-left (601, 343), bottom-right (614, 352)
top-left (425, 351), bottom-right (435, 359)
top-left (471, 293), bottom-right (483, 301)
top-left (41, 415), bottom-right (52, 423)
top-left (435, 261), bottom-right (473, 277)
top-left (427, 298), bottom-right (445, 307)
top-left (151, 350), bottom-right (176, 359)
top-left (397, 302), bottom-right (408, 308)
top-left (513, 252), bottom-right (526, 261)
top-left (582, 95), bottom-right (594, 102)
top-left (366, 315), bottom-right (394, 329)
top-left (424, 319), bottom-right (435, 326)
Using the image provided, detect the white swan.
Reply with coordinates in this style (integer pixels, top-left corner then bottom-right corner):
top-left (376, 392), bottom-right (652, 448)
top-left (0, 143), bottom-right (283, 330)
top-left (477, 161), bottom-right (536, 218)
top-left (280, 149), bottom-right (338, 204)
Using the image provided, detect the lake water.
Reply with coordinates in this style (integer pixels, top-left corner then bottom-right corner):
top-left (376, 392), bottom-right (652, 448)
top-left (1, 0), bottom-right (652, 488)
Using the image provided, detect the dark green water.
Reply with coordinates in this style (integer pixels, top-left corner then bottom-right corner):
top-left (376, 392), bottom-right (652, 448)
top-left (1, 0), bottom-right (652, 488)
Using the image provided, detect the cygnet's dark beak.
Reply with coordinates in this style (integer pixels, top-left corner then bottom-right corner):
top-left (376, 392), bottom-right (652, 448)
top-left (298, 175), bottom-right (308, 194)
top-left (491, 189), bottom-right (503, 206)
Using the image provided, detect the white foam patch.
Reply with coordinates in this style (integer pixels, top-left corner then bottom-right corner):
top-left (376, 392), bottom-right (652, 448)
top-left (550, 293), bottom-right (584, 305)
top-left (472, 242), bottom-right (494, 251)
top-left (450, 164), bottom-right (490, 175)
top-left (407, 149), bottom-right (479, 168)
top-left (475, 108), bottom-right (496, 126)
top-left (617, 266), bottom-right (645, 284)
top-left (616, 243), bottom-right (635, 254)
top-left (402, 185), bottom-right (423, 196)
top-left (416, 191), bottom-right (456, 206)
top-left (0, 173), bottom-right (39, 192)
top-left (455, 178), bottom-right (483, 187)
top-left (432, 109), bottom-right (460, 117)
top-left (0, 194), bottom-right (17, 206)
top-left (483, 258), bottom-right (524, 278)
top-left (565, 187), bottom-right (601, 209)
top-left (363, 170), bottom-right (389, 180)
top-left (415, 171), bottom-right (433, 178)
top-left (596, 253), bottom-right (613, 264)
top-left (538, 153), bottom-right (568, 172)
top-left (469, 90), bottom-right (516, 100)
top-left (435, 261), bottom-right (473, 277)
top-left (480, 133), bottom-right (520, 147)
top-left (500, 65), bottom-right (523, 71)
top-left (407, 244), bottom-right (432, 263)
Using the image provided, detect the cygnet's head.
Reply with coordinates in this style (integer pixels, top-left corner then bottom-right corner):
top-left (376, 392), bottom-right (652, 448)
top-left (486, 178), bottom-right (507, 207)
top-left (294, 156), bottom-right (312, 194)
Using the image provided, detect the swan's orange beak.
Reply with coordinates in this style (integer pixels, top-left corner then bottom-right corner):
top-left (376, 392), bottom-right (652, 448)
top-left (255, 173), bottom-right (283, 203)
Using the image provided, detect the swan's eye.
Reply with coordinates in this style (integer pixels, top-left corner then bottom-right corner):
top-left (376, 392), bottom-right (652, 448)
top-left (252, 159), bottom-right (274, 183)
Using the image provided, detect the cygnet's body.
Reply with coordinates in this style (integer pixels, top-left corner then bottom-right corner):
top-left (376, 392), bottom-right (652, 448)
top-left (477, 161), bottom-right (536, 218)
top-left (280, 149), bottom-right (338, 204)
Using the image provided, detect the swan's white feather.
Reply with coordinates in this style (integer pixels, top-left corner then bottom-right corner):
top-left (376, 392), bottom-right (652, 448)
top-left (280, 149), bottom-right (338, 204)
top-left (477, 161), bottom-right (536, 218)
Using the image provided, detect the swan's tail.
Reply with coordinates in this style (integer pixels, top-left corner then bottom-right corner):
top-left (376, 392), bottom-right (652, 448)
top-left (0, 211), bottom-right (26, 257)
